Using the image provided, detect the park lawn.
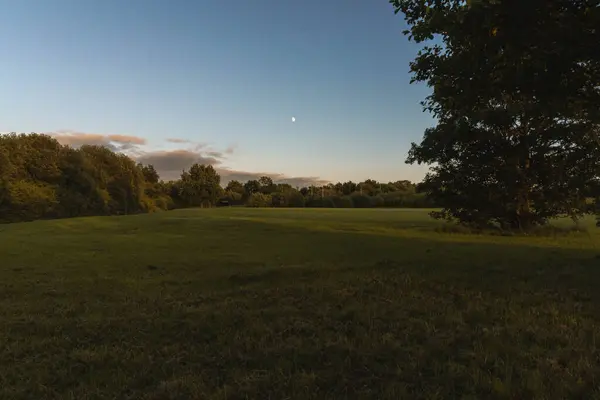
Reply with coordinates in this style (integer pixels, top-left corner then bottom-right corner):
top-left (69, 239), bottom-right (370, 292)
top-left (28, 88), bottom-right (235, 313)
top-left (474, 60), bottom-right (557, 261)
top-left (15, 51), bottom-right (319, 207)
top-left (1, 208), bottom-right (600, 399)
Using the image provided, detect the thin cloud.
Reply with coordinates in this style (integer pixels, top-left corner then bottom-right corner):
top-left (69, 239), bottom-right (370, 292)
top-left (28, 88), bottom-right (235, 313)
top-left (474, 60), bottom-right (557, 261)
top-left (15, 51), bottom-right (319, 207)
top-left (49, 130), bottom-right (147, 151)
top-left (166, 138), bottom-right (191, 143)
top-left (108, 134), bottom-right (146, 145)
top-left (206, 151), bottom-right (224, 158)
top-left (224, 144), bottom-right (237, 154)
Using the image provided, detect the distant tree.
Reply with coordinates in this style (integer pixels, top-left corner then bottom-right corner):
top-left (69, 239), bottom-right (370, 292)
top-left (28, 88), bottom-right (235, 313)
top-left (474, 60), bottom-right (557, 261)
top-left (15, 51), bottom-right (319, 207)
top-left (370, 195), bottom-right (385, 208)
top-left (58, 147), bottom-right (110, 217)
top-left (350, 193), bottom-right (371, 208)
top-left (225, 180), bottom-right (245, 195)
top-left (392, 0), bottom-right (600, 229)
top-left (337, 196), bottom-right (355, 208)
top-left (341, 181), bottom-right (357, 195)
top-left (244, 180), bottom-right (261, 196)
top-left (223, 190), bottom-right (243, 205)
top-left (258, 176), bottom-right (276, 194)
top-left (359, 179), bottom-right (380, 196)
top-left (80, 146), bottom-right (147, 214)
top-left (287, 191), bottom-right (306, 207)
top-left (179, 164), bottom-right (221, 208)
top-left (139, 164), bottom-right (160, 184)
top-left (258, 176), bottom-right (274, 187)
top-left (331, 196), bottom-right (352, 208)
top-left (246, 192), bottom-right (271, 207)
top-left (271, 192), bottom-right (287, 207)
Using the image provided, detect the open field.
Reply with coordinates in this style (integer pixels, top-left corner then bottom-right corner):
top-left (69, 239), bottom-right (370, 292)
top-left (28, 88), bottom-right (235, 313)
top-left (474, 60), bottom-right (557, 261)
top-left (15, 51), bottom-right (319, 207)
top-left (1, 208), bottom-right (600, 399)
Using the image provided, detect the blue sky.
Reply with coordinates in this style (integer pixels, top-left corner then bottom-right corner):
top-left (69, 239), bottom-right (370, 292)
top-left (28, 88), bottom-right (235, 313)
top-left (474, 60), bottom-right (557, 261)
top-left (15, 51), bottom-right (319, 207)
top-left (0, 0), bottom-right (434, 185)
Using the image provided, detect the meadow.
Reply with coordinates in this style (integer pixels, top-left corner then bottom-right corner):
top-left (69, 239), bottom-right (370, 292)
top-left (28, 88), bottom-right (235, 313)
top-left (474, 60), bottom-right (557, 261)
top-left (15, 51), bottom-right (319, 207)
top-left (1, 208), bottom-right (600, 399)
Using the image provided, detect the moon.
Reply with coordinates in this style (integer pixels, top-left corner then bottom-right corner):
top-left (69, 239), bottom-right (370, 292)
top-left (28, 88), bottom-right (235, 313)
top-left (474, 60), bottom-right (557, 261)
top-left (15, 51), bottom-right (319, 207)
top-left (291, 116), bottom-right (296, 122)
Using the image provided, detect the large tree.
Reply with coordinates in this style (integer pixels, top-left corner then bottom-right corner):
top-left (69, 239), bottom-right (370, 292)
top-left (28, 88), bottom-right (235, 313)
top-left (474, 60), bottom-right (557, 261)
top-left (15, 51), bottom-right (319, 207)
top-left (391, 0), bottom-right (600, 229)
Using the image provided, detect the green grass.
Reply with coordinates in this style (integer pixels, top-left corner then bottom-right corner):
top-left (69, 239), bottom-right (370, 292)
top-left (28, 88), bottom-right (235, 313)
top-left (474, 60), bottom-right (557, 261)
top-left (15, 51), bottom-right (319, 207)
top-left (1, 208), bottom-right (600, 399)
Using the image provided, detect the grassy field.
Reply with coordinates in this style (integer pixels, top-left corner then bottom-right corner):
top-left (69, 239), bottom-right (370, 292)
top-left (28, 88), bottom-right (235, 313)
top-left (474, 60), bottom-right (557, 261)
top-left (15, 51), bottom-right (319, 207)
top-left (1, 208), bottom-right (600, 399)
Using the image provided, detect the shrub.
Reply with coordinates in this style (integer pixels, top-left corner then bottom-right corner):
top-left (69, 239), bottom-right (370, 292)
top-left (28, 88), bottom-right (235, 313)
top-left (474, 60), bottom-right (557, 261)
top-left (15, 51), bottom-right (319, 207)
top-left (350, 193), bottom-right (371, 208)
top-left (370, 195), bottom-right (385, 208)
top-left (287, 192), bottom-right (305, 208)
top-left (246, 193), bottom-right (271, 207)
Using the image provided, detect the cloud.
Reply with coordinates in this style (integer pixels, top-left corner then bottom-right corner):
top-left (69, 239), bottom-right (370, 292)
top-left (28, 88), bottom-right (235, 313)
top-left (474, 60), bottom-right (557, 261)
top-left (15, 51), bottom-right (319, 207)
top-left (52, 132), bottom-right (111, 147)
top-left (206, 151), bottom-right (224, 158)
top-left (136, 149), bottom-right (224, 180)
top-left (224, 144), bottom-right (237, 155)
top-left (108, 134), bottom-right (146, 145)
top-left (48, 130), bottom-right (147, 152)
top-left (166, 138), bottom-right (191, 144)
top-left (137, 149), bottom-right (326, 186)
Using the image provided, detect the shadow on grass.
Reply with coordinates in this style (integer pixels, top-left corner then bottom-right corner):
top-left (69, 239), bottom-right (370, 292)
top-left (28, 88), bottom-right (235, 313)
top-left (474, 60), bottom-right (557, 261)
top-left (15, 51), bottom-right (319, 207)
top-left (2, 214), bottom-right (600, 399)
top-left (217, 217), bottom-right (600, 295)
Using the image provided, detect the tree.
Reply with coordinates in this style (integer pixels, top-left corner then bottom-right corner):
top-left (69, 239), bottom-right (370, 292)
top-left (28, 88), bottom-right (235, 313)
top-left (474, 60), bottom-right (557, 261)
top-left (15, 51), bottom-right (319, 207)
top-left (287, 191), bottom-right (306, 207)
top-left (58, 147), bottom-right (110, 217)
top-left (244, 180), bottom-right (261, 196)
top-left (258, 176), bottom-right (276, 194)
top-left (80, 146), bottom-right (147, 214)
top-left (391, 0), bottom-right (600, 230)
top-left (140, 164), bottom-right (159, 184)
top-left (179, 164), bottom-right (222, 207)
top-left (225, 180), bottom-right (245, 195)
top-left (360, 179), bottom-right (380, 196)
top-left (246, 192), bottom-right (271, 207)
top-left (341, 181), bottom-right (357, 195)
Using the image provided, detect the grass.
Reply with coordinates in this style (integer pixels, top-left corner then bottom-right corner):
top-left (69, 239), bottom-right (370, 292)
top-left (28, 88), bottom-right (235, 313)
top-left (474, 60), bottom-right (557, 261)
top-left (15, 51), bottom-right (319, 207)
top-left (1, 208), bottom-right (600, 399)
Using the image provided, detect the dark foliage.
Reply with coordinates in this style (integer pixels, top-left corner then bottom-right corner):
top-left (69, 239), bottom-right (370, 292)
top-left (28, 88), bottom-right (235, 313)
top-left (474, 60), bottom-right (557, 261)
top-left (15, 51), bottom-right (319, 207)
top-left (392, 0), bottom-right (600, 230)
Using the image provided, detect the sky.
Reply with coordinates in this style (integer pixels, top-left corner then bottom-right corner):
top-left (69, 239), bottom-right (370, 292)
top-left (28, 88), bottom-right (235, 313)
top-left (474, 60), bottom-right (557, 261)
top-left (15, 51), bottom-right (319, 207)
top-left (0, 0), bottom-right (434, 186)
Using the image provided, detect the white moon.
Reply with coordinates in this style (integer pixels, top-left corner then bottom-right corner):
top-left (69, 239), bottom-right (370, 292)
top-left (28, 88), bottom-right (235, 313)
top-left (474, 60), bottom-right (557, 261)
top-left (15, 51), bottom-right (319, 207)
top-left (291, 117), bottom-right (296, 122)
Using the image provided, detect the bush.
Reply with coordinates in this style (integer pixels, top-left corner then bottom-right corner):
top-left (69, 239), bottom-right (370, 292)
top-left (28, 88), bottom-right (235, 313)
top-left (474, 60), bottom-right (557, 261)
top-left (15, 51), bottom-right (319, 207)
top-left (246, 193), bottom-right (271, 207)
top-left (350, 193), bottom-right (371, 208)
top-left (370, 195), bottom-right (385, 208)
top-left (153, 195), bottom-right (175, 211)
top-left (320, 197), bottom-right (334, 208)
top-left (331, 196), bottom-right (353, 208)
top-left (287, 192), bottom-right (305, 208)
top-left (305, 197), bottom-right (321, 207)
top-left (271, 192), bottom-right (288, 207)
top-left (1, 181), bottom-right (58, 222)
top-left (339, 196), bottom-right (354, 208)
top-left (381, 191), bottom-right (434, 208)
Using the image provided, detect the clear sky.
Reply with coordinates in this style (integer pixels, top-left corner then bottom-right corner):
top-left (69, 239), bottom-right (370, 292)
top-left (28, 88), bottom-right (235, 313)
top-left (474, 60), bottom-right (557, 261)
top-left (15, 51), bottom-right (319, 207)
top-left (0, 0), bottom-right (434, 185)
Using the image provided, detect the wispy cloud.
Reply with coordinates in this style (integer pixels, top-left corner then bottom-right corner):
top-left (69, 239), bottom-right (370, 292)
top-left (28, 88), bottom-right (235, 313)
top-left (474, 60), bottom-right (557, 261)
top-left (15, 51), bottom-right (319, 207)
top-left (108, 134), bottom-right (146, 145)
top-left (224, 144), bottom-right (237, 155)
top-left (48, 130), bottom-right (147, 152)
top-left (166, 138), bottom-right (191, 144)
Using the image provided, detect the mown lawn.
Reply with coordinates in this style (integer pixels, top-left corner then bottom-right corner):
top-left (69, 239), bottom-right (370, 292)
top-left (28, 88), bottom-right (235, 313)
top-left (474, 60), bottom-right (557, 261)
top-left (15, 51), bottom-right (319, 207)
top-left (1, 208), bottom-right (600, 399)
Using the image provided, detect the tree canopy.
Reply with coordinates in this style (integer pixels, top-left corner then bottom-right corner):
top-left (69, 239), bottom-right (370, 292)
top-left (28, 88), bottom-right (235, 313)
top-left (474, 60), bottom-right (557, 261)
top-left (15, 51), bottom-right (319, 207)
top-left (391, 0), bottom-right (600, 229)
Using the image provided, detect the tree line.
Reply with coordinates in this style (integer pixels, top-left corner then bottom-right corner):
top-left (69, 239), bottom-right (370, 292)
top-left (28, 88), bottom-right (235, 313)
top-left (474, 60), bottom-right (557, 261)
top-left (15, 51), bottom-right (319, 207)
top-left (0, 132), bottom-right (432, 223)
